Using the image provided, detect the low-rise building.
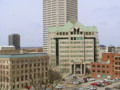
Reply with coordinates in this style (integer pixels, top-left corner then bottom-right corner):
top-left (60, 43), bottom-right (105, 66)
top-left (91, 62), bottom-right (113, 79)
top-left (0, 46), bottom-right (15, 51)
top-left (0, 53), bottom-right (49, 90)
top-left (91, 52), bottom-right (120, 79)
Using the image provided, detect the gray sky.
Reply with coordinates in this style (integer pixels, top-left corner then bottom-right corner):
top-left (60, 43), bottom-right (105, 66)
top-left (0, 0), bottom-right (120, 47)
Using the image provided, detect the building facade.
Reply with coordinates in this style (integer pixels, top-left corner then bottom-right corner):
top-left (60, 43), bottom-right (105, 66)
top-left (0, 46), bottom-right (15, 51)
top-left (0, 53), bottom-right (48, 90)
top-left (48, 20), bottom-right (99, 76)
top-left (91, 62), bottom-right (113, 79)
top-left (43, 0), bottom-right (78, 52)
top-left (9, 34), bottom-right (20, 49)
top-left (91, 52), bottom-right (120, 79)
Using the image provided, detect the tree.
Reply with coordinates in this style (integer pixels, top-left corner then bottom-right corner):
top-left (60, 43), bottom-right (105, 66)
top-left (39, 68), bottom-right (62, 90)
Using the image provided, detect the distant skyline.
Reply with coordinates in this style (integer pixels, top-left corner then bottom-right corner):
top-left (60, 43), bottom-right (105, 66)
top-left (0, 0), bottom-right (120, 47)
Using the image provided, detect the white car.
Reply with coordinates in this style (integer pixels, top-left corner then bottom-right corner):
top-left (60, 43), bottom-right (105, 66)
top-left (98, 80), bottom-right (104, 83)
top-left (89, 78), bottom-right (96, 81)
top-left (72, 81), bottom-right (80, 85)
top-left (87, 86), bottom-right (97, 90)
top-left (56, 85), bottom-right (63, 89)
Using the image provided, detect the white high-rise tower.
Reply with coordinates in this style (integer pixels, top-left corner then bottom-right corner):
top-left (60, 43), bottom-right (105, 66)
top-left (43, 0), bottom-right (78, 52)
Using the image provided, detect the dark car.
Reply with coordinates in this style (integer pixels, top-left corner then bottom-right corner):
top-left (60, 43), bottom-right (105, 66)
top-left (83, 78), bottom-right (87, 82)
top-left (105, 87), bottom-right (113, 90)
top-left (97, 83), bottom-right (104, 87)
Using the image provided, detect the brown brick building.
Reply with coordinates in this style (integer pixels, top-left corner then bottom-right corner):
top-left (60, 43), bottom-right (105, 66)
top-left (91, 62), bottom-right (113, 79)
top-left (91, 53), bottom-right (120, 79)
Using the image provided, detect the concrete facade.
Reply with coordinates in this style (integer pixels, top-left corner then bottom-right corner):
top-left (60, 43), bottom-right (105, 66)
top-left (48, 20), bottom-right (99, 76)
top-left (0, 53), bottom-right (48, 90)
top-left (43, 0), bottom-right (78, 53)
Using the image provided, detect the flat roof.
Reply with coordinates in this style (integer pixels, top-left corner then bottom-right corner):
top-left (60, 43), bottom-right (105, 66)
top-left (0, 53), bottom-right (48, 58)
top-left (0, 46), bottom-right (15, 47)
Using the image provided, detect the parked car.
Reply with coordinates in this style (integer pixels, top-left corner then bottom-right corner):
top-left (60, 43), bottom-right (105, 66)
top-left (104, 82), bottom-right (111, 85)
top-left (83, 78), bottom-right (88, 82)
top-left (113, 84), bottom-right (120, 89)
top-left (89, 78), bottom-right (96, 81)
top-left (56, 85), bottom-right (63, 89)
top-left (72, 81), bottom-right (80, 85)
top-left (98, 80), bottom-right (104, 83)
top-left (72, 75), bottom-right (77, 79)
top-left (46, 87), bottom-right (51, 90)
top-left (79, 79), bottom-right (85, 83)
top-left (91, 82), bottom-right (98, 86)
top-left (111, 79), bottom-right (117, 83)
top-left (97, 83), bottom-right (105, 87)
top-left (105, 87), bottom-right (113, 90)
top-left (73, 87), bottom-right (86, 90)
top-left (87, 85), bottom-right (97, 90)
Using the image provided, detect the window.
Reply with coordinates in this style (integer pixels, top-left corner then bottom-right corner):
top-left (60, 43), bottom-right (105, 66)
top-left (97, 71), bottom-right (100, 73)
top-left (86, 32), bottom-right (88, 35)
top-left (21, 76), bottom-right (23, 81)
top-left (115, 57), bottom-right (118, 60)
top-left (115, 67), bottom-right (118, 70)
top-left (66, 32), bottom-right (68, 35)
top-left (102, 65), bottom-right (105, 68)
top-left (102, 71), bottom-right (105, 73)
top-left (80, 32), bottom-right (83, 35)
top-left (21, 65), bottom-right (23, 68)
top-left (92, 65), bottom-right (95, 67)
top-left (60, 32), bottom-right (62, 35)
top-left (89, 32), bottom-right (91, 35)
top-left (115, 62), bottom-right (118, 65)
top-left (97, 65), bottom-right (100, 68)
top-left (92, 70), bottom-right (95, 72)
top-left (77, 28), bottom-right (79, 34)
top-left (116, 72), bottom-right (118, 75)
top-left (74, 28), bottom-right (76, 34)
top-left (74, 37), bottom-right (76, 40)
top-left (25, 75), bottom-right (27, 80)
top-left (71, 37), bottom-right (73, 40)
top-left (71, 32), bottom-right (73, 35)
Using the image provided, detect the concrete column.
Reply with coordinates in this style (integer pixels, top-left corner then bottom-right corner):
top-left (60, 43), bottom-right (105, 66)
top-left (81, 64), bottom-right (83, 75)
top-left (74, 64), bottom-right (76, 74)
top-left (84, 64), bottom-right (86, 75)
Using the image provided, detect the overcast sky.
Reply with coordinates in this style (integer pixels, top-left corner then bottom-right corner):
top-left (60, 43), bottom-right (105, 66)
top-left (0, 0), bottom-right (120, 47)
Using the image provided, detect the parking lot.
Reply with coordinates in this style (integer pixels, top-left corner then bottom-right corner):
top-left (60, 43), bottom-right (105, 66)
top-left (55, 75), bottom-right (120, 90)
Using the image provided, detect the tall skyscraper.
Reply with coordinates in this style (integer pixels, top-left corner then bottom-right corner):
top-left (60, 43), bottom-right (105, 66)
top-left (43, 0), bottom-right (78, 52)
top-left (9, 34), bottom-right (20, 49)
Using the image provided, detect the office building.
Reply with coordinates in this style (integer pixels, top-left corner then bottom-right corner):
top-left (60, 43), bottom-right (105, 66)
top-left (0, 53), bottom-right (49, 90)
top-left (43, 0), bottom-right (78, 52)
top-left (9, 34), bottom-right (20, 49)
top-left (48, 20), bottom-right (99, 76)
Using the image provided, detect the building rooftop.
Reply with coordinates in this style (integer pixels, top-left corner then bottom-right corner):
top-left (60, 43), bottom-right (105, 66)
top-left (48, 19), bottom-right (98, 33)
top-left (0, 46), bottom-right (15, 47)
top-left (0, 53), bottom-right (48, 58)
